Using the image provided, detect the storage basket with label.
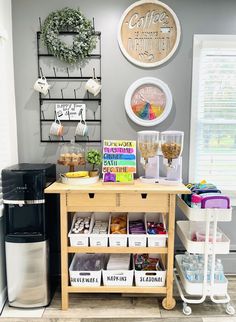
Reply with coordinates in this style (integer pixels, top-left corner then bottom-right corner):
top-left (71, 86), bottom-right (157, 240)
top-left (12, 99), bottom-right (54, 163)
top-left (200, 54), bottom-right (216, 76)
top-left (68, 213), bottom-right (93, 246)
top-left (134, 254), bottom-right (166, 287)
top-left (69, 254), bottom-right (106, 287)
top-left (90, 212), bottom-right (110, 247)
top-left (128, 213), bottom-right (147, 247)
top-left (109, 213), bottom-right (128, 247)
top-left (103, 254), bottom-right (133, 286)
top-left (146, 213), bottom-right (168, 247)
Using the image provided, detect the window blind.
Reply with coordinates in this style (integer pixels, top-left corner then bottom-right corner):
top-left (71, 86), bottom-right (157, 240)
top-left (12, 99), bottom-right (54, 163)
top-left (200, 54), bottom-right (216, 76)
top-left (190, 36), bottom-right (236, 202)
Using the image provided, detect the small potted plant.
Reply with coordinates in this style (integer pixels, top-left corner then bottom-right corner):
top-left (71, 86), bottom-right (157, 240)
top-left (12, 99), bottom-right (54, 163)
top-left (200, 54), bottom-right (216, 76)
top-left (86, 149), bottom-right (102, 177)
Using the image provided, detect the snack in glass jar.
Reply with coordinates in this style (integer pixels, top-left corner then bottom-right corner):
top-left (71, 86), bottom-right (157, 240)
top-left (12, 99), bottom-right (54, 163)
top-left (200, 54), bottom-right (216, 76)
top-left (161, 143), bottom-right (181, 160)
top-left (138, 142), bottom-right (159, 161)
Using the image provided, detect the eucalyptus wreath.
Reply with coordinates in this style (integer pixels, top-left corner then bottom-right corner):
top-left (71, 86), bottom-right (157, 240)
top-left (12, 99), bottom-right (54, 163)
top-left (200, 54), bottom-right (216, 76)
top-left (41, 7), bottom-right (97, 64)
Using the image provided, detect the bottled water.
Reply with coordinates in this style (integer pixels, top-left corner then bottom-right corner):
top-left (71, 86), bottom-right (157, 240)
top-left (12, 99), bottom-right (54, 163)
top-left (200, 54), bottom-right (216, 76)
top-left (214, 259), bottom-right (225, 282)
top-left (181, 254), bottom-right (225, 283)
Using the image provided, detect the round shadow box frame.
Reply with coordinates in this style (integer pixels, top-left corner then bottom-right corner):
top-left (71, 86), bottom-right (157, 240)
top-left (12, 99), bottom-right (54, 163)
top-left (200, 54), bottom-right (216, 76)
top-left (124, 77), bottom-right (173, 127)
top-left (117, 0), bottom-right (181, 68)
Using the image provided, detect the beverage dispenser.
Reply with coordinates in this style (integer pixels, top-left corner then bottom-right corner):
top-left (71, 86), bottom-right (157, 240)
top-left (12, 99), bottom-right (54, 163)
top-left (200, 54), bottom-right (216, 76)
top-left (2, 163), bottom-right (57, 308)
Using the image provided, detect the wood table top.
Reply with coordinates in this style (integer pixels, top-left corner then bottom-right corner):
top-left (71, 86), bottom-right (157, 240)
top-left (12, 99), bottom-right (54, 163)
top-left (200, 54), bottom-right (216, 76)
top-left (45, 179), bottom-right (190, 194)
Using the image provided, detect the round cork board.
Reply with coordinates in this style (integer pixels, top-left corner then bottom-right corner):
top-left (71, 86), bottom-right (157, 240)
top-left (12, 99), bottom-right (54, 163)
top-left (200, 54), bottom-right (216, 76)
top-left (118, 0), bottom-right (181, 68)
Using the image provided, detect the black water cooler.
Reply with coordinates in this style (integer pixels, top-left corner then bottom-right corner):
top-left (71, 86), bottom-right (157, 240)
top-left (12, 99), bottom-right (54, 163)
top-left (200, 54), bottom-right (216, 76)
top-left (2, 164), bottom-right (57, 308)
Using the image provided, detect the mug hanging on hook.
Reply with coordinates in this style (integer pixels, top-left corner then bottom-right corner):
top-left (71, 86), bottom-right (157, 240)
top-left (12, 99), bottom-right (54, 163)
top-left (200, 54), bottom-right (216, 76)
top-left (85, 69), bottom-right (101, 96)
top-left (34, 76), bottom-right (51, 96)
top-left (75, 111), bottom-right (88, 137)
top-left (49, 115), bottom-right (64, 137)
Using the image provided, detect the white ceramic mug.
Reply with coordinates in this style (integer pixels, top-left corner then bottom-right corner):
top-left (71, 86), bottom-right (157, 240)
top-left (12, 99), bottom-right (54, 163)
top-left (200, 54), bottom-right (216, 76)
top-left (49, 120), bottom-right (64, 137)
top-left (75, 120), bottom-right (88, 137)
top-left (85, 78), bottom-right (102, 96)
top-left (34, 77), bottom-right (51, 96)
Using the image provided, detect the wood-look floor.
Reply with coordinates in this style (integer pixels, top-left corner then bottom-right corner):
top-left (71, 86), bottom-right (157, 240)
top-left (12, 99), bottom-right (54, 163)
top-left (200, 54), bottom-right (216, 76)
top-left (0, 276), bottom-right (236, 321)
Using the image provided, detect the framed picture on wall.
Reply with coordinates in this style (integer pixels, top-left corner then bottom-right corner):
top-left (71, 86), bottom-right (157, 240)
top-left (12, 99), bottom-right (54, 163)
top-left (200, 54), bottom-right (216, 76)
top-left (118, 0), bottom-right (181, 68)
top-left (124, 77), bottom-right (172, 126)
top-left (55, 103), bottom-right (86, 121)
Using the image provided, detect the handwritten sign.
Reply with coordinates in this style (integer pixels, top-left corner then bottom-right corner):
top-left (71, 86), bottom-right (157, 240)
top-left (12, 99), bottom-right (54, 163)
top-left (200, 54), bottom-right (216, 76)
top-left (118, 0), bottom-right (181, 68)
top-left (102, 140), bottom-right (136, 182)
top-left (56, 103), bottom-right (86, 121)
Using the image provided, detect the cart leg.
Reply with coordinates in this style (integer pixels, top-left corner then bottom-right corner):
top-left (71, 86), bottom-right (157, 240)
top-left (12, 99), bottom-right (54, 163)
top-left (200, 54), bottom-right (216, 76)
top-left (183, 302), bottom-right (192, 315)
top-left (226, 303), bottom-right (235, 315)
top-left (163, 194), bottom-right (176, 310)
top-left (162, 297), bottom-right (176, 310)
top-left (60, 193), bottom-right (69, 310)
top-left (61, 289), bottom-right (69, 311)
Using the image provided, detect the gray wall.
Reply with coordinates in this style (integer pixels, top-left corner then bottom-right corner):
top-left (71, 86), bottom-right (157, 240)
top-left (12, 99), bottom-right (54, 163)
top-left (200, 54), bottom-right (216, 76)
top-left (12, 0), bottom-right (236, 259)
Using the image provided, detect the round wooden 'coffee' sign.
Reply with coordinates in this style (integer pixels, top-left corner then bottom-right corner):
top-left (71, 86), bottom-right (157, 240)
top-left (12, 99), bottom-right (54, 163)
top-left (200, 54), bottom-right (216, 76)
top-left (118, 0), bottom-right (181, 68)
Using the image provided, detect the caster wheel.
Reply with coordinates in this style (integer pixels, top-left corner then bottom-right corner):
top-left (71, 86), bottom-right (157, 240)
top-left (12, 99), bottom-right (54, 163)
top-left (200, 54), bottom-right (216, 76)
top-left (183, 303), bottom-right (192, 316)
top-left (226, 303), bottom-right (235, 315)
top-left (162, 297), bottom-right (176, 310)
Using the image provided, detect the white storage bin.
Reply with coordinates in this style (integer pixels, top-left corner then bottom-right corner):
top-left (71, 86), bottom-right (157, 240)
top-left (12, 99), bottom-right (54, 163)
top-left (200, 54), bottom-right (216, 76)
top-left (103, 254), bottom-right (133, 286)
top-left (177, 196), bottom-right (232, 222)
top-left (69, 254), bottom-right (105, 287)
top-left (68, 213), bottom-right (93, 246)
top-left (145, 213), bottom-right (168, 247)
top-left (177, 221), bottom-right (230, 254)
top-left (90, 213), bottom-right (109, 247)
top-left (128, 213), bottom-right (147, 247)
top-left (175, 255), bottom-right (228, 296)
top-left (134, 255), bottom-right (166, 287)
top-left (109, 213), bottom-right (128, 247)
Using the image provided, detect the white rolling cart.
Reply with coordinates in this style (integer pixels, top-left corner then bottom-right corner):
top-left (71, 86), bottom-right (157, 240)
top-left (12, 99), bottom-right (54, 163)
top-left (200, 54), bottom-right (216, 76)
top-left (174, 196), bottom-right (235, 316)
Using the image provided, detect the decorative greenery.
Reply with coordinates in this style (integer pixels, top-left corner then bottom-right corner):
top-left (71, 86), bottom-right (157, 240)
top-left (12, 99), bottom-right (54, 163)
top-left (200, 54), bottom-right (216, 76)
top-left (86, 149), bottom-right (102, 171)
top-left (41, 7), bottom-right (97, 64)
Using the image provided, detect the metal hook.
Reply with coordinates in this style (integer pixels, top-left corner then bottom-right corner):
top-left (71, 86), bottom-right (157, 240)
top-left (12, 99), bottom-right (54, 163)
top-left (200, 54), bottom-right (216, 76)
top-left (40, 67), bottom-right (44, 78)
top-left (48, 89), bottom-right (51, 99)
top-left (61, 89), bottom-right (64, 99)
top-left (41, 110), bottom-right (45, 120)
top-left (80, 68), bottom-right (83, 78)
top-left (48, 135), bottom-right (52, 141)
top-left (39, 17), bottom-right (42, 32)
top-left (66, 67), bottom-right (70, 77)
top-left (93, 68), bottom-right (96, 79)
top-left (92, 17), bottom-right (95, 31)
top-left (79, 108), bottom-right (83, 119)
top-left (53, 67), bottom-right (57, 77)
top-left (74, 89), bottom-right (77, 99)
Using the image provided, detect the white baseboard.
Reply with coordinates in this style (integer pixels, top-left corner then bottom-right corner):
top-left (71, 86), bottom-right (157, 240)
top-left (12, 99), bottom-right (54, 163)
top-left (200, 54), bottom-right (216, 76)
top-left (0, 287), bottom-right (7, 314)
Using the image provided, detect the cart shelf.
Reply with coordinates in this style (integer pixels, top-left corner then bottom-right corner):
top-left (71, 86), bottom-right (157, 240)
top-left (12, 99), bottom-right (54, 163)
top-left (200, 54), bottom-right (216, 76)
top-left (176, 221), bottom-right (230, 254)
top-left (68, 246), bottom-right (168, 254)
top-left (175, 255), bottom-right (228, 296)
top-left (67, 286), bottom-right (167, 293)
top-left (177, 196), bottom-right (232, 222)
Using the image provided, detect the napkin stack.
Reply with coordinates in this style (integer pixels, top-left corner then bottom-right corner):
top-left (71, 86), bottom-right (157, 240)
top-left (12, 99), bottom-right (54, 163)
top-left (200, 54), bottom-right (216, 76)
top-left (106, 254), bottom-right (130, 270)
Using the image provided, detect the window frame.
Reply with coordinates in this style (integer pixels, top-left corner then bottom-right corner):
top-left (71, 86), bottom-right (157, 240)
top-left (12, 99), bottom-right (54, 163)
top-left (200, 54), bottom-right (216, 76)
top-left (189, 34), bottom-right (236, 204)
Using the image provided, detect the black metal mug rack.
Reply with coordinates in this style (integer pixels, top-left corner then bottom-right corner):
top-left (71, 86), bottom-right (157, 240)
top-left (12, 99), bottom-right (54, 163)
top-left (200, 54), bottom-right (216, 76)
top-left (36, 17), bottom-right (102, 143)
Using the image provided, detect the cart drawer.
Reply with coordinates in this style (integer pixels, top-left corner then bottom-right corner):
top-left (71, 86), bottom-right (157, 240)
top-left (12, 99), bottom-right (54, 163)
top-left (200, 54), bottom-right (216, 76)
top-left (119, 193), bottom-right (169, 212)
top-left (67, 193), bottom-right (116, 210)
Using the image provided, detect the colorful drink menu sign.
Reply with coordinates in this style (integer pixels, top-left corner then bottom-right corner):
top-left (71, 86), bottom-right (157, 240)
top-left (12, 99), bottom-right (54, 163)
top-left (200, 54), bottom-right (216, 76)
top-left (102, 140), bottom-right (136, 183)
